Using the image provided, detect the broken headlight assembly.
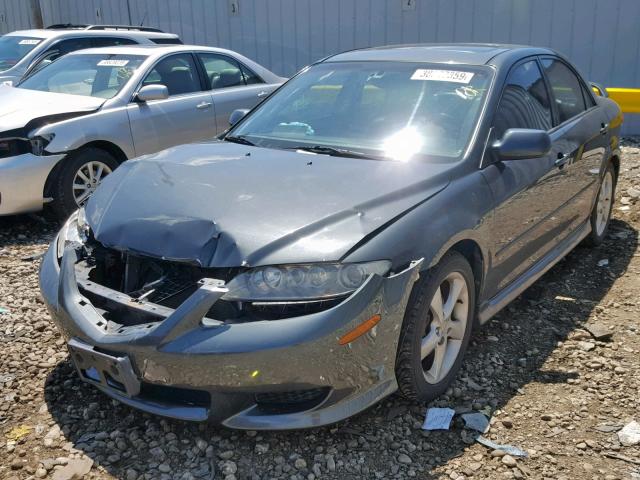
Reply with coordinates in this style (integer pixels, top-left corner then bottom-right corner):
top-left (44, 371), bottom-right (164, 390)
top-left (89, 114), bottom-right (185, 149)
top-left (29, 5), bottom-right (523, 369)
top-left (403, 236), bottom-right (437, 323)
top-left (29, 133), bottom-right (55, 156)
top-left (56, 207), bottom-right (90, 259)
top-left (223, 260), bottom-right (391, 302)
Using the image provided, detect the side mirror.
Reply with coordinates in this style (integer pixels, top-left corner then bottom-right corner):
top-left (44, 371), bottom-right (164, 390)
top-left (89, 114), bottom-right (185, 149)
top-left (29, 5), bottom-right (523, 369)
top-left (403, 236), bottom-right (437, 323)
top-left (493, 128), bottom-right (551, 160)
top-left (590, 82), bottom-right (608, 98)
top-left (229, 109), bottom-right (250, 126)
top-left (136, 84), bottom-right (169, 102)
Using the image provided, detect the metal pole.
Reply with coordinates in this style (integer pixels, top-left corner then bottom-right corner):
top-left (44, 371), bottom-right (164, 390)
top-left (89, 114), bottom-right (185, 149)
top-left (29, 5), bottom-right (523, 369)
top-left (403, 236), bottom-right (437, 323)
top-left (29, 0), bottom-right (44, 29)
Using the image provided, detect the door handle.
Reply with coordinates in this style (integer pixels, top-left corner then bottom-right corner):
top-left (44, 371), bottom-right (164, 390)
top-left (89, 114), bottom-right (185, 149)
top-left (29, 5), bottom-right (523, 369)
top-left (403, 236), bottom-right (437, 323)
top-left (257, 90), bottom-right (269, 98)
top-left (196, 101), bottom-right (212, 110)
top-left (555, 152), bottom-right (571, 168)
top-left (600, 122), bottom-right (609, 135)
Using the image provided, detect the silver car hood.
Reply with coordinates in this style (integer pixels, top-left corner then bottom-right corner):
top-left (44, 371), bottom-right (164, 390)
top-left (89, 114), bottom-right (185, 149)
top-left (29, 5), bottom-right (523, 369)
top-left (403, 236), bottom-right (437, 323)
top-left (0, 86), bottom-right (104, 133)
top-left (85, 142), bottom-right (451, 267)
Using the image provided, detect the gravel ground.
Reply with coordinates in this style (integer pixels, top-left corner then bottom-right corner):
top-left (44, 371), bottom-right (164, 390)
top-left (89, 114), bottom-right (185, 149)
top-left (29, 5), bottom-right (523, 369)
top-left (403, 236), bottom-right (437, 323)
top-left (1, 140), bottom-right (640, 480)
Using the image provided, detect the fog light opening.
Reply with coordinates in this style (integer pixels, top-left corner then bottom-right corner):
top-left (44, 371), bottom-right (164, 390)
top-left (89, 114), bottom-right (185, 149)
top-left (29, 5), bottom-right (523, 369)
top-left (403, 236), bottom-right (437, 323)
top-left (338, 314), bottom-right (382, 345)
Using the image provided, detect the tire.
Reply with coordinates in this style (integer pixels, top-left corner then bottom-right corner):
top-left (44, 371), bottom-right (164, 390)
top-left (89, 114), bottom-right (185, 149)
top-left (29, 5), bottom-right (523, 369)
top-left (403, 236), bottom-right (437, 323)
top-left (395, 251), bottom-right (475, 402)
top-left (51, 147), bottom-right (120, 221)
top-left (584, 161), bottom-right (616, 247)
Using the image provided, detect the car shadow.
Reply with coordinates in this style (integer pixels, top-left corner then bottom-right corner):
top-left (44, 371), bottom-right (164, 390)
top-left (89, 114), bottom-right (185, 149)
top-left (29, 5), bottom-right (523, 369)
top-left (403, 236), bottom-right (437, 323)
top-left (43, 218), bottom-right (637, 479)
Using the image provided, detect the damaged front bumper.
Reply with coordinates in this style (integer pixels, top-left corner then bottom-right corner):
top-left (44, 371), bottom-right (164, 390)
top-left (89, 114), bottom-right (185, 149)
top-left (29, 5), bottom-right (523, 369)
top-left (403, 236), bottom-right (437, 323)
top-left (39, 240), bottom-right (422, 429)
top-left (0, 152), bottom-right (66, 215)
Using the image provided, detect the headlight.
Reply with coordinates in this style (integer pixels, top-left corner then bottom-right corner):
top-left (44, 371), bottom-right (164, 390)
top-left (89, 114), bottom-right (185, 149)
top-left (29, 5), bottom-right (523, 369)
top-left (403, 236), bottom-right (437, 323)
top-left (55, 208), bottom-right (88, 259)
top-left (223, 261), bottom-right (391, 301)
top-left (30, 133), bottom-right (55, 155)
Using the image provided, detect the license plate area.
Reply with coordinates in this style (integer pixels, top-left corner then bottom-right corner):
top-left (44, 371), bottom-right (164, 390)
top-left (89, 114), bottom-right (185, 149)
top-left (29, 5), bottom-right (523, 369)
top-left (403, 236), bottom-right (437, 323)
top-left (68, 338), bottom-right (141, 397)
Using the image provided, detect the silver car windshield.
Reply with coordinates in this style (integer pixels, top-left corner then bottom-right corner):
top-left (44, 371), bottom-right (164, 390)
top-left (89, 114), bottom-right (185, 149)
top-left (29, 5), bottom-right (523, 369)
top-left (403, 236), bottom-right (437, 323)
top-left (0, 36), bottom-right (43, 72)
top-left (230, 61), bottom-right (492, 161)
top-left (19, 54), bottom-right (147, 99)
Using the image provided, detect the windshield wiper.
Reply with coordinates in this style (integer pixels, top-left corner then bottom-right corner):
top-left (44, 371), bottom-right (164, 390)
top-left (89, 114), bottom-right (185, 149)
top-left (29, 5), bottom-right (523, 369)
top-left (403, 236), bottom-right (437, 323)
top-left (286, 145), bottom-right (382, 160)
top-left (224, 135), bottom-right (255, 146)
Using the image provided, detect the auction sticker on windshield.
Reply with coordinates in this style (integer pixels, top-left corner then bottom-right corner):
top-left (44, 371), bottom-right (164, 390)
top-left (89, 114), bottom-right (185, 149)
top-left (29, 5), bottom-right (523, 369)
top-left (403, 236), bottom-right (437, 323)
top-left (19, 39), bottom-right (41, 45)
top-left (97, 59), bottom-right (130, 67)
top-left (411, 69), bottom-right (474, 83)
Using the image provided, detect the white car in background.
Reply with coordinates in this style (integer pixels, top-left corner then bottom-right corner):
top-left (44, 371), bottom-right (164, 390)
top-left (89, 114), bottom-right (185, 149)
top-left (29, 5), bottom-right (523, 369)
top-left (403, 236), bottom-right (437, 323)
top-left (0, 44), bottom-right (285, 218)
top-left (0, 24), bottom-right (182, 86)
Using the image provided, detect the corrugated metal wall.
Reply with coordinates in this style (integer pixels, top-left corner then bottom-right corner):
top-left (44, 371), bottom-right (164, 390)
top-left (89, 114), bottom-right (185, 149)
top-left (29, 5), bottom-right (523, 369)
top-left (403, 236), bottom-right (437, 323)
top-left (3, 0), bottom-right (640, 132)
top-left (0, 0), bottom-right (39, 33)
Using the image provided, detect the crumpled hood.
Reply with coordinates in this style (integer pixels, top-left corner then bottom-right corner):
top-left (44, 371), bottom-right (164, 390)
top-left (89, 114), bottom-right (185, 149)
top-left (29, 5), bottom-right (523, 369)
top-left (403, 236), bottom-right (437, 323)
top-left (85, 142), bottom-right (451, 267)
top-left (0, 85), bottom-right (104, 133)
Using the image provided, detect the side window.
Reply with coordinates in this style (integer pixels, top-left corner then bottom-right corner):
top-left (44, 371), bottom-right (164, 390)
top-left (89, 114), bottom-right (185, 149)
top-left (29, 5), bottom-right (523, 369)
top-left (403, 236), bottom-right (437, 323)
top-left (581, 83), bottom-right (596, 108)
top-left (91, 37), bottom-right (138, 48)
top-left (55, 38), bottom-right (95, 56)
top-left (494, 60), bottom-right (552, 139)
top-left (197, 53), bottom-right (245, 89)
top-left (29, 38), bottom-right (94, 73)
top-left (239, 64), bottom-right (264, 85)
top-left (141, 53), bottom-right (201, 96)
top-left (541, 58), bottom-right (587, 123)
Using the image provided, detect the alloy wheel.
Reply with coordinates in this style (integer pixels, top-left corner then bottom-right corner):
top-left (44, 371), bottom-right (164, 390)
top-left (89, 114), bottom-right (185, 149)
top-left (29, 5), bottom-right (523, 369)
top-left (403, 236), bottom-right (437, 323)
top-left (72, 161), bottom-right (112, 206)
top-left (421, 272), bottom-right (469, 384)
top-left (595, 170), bottom-right (613, 236)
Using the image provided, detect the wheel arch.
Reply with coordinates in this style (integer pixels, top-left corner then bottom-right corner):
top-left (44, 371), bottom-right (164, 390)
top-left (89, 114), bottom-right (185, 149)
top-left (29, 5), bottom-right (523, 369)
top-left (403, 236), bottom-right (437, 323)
top-left (43, 141), bottom-right (128, 199)
top-left (610, 153), bottom-right (620, 182)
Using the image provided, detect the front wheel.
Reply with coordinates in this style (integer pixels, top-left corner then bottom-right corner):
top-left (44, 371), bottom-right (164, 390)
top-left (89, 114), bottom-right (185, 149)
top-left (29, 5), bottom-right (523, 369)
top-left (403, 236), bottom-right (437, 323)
top-left (395, 251), bottom-right (475, 402)
top-left (584, 162), bottom-right (616, 246)
top-left (51, 148), bottom-right (119, 221)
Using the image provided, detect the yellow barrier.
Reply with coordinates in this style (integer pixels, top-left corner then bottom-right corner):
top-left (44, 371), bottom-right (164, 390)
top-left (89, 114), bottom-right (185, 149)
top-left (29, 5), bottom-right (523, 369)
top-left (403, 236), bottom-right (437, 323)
top-left (593, 86), bottom-right (640, 114)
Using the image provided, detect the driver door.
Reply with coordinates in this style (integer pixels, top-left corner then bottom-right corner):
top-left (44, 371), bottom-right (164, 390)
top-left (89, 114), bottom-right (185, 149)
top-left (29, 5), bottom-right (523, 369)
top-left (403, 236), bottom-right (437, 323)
top-left (482, 59), bottom-right (565, 297)
top-left (126, 53), bottom-right (217, 155)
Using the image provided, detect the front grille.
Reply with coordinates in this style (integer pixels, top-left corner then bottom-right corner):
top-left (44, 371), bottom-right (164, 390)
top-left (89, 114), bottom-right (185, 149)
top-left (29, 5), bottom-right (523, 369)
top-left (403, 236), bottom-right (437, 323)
top-left (79, 242), bottom-right (343, 323)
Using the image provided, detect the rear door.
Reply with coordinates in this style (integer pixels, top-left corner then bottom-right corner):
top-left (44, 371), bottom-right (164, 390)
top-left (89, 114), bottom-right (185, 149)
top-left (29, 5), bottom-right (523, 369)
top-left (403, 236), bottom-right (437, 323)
top-left (482, 59), bottom-right (564, 295)
top-left (539, 56), bottom-right (608, 231)
top-left (126, 52), bottom-right (217, 155)
top-left (196, 52), bottom-right (276, 133)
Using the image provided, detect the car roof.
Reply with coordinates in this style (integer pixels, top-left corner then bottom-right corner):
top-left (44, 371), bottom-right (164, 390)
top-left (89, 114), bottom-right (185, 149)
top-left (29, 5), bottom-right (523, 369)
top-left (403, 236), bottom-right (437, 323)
top-left (6, 28), bottom-right (179, 40)
top-left (67, 44), bottom-right (246, 58)
top-left (325, 43), bottom-right (557, 66)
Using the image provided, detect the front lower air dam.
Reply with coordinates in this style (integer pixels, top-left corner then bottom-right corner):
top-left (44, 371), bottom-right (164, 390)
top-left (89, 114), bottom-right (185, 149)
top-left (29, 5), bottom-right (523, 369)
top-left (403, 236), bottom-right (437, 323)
top-left (39, 241), bottom-right (424, 429)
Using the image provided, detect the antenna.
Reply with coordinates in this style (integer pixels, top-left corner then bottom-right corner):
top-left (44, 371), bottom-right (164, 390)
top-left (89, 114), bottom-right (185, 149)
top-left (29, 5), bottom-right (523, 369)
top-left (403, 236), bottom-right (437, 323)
top-left (139, 11), bottom-right (148, 27)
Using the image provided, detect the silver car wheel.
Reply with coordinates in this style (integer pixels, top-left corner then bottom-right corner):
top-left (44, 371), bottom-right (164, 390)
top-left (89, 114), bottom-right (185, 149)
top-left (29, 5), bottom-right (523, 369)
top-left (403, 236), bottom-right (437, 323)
top-left (595, 170), bottom-right (613, 236)
top-left (421, 272), bottom-right (469, 384)
top-left (72, 161), bottom-right (112, 206)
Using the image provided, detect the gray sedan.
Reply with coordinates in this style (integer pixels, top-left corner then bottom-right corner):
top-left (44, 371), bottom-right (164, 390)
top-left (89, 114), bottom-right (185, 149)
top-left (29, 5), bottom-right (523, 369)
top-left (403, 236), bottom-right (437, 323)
top-left (40, 44), bottom-right (622, 429)
top-left (0, 44), bottom-right (284, 218)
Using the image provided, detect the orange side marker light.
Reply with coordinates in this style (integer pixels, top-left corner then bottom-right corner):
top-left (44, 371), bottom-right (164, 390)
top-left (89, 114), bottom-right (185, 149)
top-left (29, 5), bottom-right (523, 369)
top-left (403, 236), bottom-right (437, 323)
top-left (338, 314), bottom-right (382, 345)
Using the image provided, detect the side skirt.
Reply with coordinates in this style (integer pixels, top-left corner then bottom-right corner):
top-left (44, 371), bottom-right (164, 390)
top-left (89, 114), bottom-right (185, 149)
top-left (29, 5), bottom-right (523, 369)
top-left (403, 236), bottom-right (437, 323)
top-left (477, 221), bottom-right (591, 324)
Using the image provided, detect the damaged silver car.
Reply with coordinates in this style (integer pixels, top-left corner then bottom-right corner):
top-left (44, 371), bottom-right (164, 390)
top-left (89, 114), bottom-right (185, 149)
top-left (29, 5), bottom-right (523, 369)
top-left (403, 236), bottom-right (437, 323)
top-left (40, 44), bottom-right (622, 429)
top-left (0, 44), bottom-right (283, 219)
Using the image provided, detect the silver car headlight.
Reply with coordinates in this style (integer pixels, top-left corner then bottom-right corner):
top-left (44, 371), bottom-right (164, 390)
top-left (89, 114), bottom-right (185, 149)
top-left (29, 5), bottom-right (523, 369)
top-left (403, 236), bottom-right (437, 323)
top-left (223, 260), bottom-right (391, 302)
top-left (55, 208), bottom-right (89, 259)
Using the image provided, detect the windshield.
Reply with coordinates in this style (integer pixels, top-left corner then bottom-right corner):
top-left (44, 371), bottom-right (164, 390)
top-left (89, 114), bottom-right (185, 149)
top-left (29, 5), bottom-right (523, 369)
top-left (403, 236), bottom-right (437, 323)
top-left (0, 36), bottom-right (42, 72)
top-left (19, 54), bottom-right (146, 99)
top-left (230, 61), bottom-right (492, 161)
